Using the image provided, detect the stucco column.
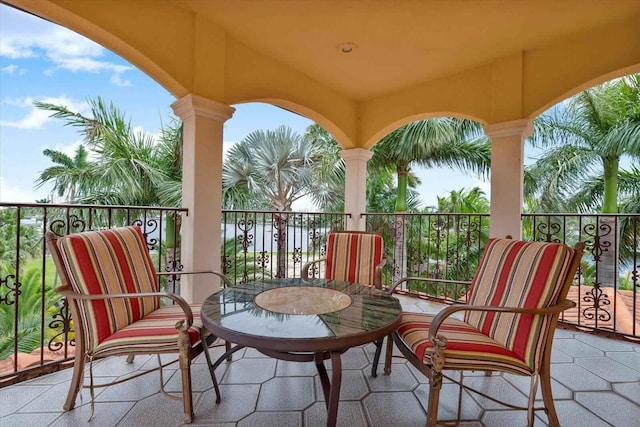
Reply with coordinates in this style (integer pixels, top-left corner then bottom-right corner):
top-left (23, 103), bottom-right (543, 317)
top-left (171, 94), bottom-right (235, 303)
top-left (484, 119), bottom-right (533, 239)
top-left (340, 148), bottom-right (372, 231)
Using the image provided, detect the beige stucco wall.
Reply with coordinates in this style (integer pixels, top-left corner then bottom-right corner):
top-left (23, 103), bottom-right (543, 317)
top-left (9, 0), bottom-right (640, 147)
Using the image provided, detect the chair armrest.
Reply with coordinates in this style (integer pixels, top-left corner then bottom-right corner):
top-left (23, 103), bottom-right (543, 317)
top-left (158, 270), bottom-right (232, 288)
top-left (373, 257), bottom-right (387, 289)
top-left (301, 259), bottom-right (326, 279)
top-left (388, 276), bottom-right (471, 295)
top-left (56, 287), bottom-right (195, 328)
top-left (428, 299), bottom-right (576, 342)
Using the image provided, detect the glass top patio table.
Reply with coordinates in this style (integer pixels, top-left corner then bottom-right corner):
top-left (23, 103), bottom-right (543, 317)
top-left (201, 278), bottom-right (402, 426)
top-left (200, 277), bottom-right (402, 354)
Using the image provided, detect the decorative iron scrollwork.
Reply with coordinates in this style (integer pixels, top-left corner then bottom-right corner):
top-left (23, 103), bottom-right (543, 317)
top-left (292, 248), bottom-right (302, 264)
top-left (237, 217), bottom-right (255, 253)
top-left (48, 219), bottom-right (67, 237)
top-left (308, 229), bottom-right (321, 250)
top-left (583, 220), bottom-right (613, 262)
top-left (0, 274), bottom-right (19, 305)
top-left (256, 251), bottom-right (270, 270)
top-left (132, 218), bottom-right (159, 250)
top-left (582, 285), bottom-right (612, 323)
top-left (535, 220), bottom-right (562, 243)
top-left (48, 298), bottom-right (75, 352)
top-left (69, 214), bottom-right (86, 233)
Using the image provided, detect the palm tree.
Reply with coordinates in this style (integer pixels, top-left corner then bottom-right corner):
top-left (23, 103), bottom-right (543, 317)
top-left (35, 145), bottom-right (92, 202)
top-left (34, 98), bottom-right (184, 269)
top-left (527, 75), bottom-right (640, 213)
top-left (369, 117), bottom-right (490, 280)
top-left (527, 75), bottom-right (640, 290)
top-left (436, 187), bottom-right (489, 214)
top-left (222, 125), bottom-right (343, 277)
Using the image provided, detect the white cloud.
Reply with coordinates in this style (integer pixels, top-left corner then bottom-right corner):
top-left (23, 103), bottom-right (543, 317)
top-left (0, 176), bottom-right (48, 203)
top-left (0, 95), bottom-right (88, 129)
top-left (1, 63), bottom-right (26, 75)
top-left (222, 140), bottom-right (237, 159)
top-left (52, 139), bottom-right (82, 157)
top-left (0, 17), bottom-right (132, 86)
top-left (110, 72), bottom-right (131, 87)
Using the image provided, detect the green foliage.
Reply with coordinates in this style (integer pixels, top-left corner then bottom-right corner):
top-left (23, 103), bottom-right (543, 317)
top-left (222, 125), bottom-right (343, 211)
top-left (435, 187), bottom-right (489, 214)
top-left (221, 237), bottom-right (272, 285)
top-left (526, 74), bottom-right (640, 214)
top-left (0, 209), bottom-right (42, 272)
top-left (370, 117), bottom-right (490, 213)
top-left (0, 264), bottom-right (61, 360)
top-left (35, 98), bottom-right (183, 208)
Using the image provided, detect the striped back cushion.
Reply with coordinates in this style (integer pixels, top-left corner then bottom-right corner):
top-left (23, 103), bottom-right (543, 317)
top-left (325, 232), bottom-right (383, 286)
top-left (57, 226), bottom-right (160, 350)
top-left (465, 238), bottom-right (576, 369)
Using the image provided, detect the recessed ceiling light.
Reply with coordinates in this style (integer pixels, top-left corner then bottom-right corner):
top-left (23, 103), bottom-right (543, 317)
top-left (338, 42), bottom-right (357, 54)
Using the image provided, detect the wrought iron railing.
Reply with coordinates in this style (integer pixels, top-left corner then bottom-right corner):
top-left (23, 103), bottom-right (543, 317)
top-left (362, 212), bottom-right (490, 302)
top-left (221, 210), bottom-right (350, 283)
top-left (1, 204), bottom-right (638, 386)
top-left (0, 202), bottom-right (187, 386)
top-left (523, 213), bottom-right (640, 341)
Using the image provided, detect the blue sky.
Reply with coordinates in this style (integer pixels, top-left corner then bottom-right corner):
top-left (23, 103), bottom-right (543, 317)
top-left (0, 4), bottom-right (489, 209)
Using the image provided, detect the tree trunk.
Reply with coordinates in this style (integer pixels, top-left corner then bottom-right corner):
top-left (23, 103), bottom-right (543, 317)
top-left (393, 214), bottom-right (407, 283)
top-left (393, 164), bottom-right (409, 282)
top-left (274, 213), bottom-right (288, 278)
top-left (595, 216), bottom-right (618, 290)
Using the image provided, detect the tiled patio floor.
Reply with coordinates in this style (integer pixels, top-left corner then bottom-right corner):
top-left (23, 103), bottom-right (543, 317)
top-left (1, 296), bottom-right (639, 427)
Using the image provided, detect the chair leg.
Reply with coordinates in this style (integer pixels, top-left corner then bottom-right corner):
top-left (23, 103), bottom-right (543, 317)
top-left (455, 371), bottom-right (464, 424)
top-left (384, 333), bottom-right (394, 375)
top-left (177, 326), bottom-right (194, 423)
top-left (63, 350), bottom-right (85, 410)
top-left (540, 364), bottom-right (560, 427)
top-left (225, 340), bottom-right (232, 362)
top-left (426, 370), bottom-right (443, 427)
top-left (528, 373), bottom-right (540, 427)
top-left (201, 329), bottom-right (222, 404)
top-left (371, 337), bottom-right (384, 377)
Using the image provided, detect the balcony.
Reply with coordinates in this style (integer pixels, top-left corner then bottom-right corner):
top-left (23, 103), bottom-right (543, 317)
top-left (1, 293), bottom-right (639, 426)
top-left (0, 203), bottom-right (639, 425)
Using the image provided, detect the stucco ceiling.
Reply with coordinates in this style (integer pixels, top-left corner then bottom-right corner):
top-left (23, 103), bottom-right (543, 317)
top-left (173, 0), bottom-right (640, 100)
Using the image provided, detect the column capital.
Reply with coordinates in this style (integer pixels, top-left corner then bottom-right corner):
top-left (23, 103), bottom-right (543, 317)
top-left (171, 94), bottom-right (235, 122)
top-left (340, 148), bottom-right (373, 161)
top-left (484, 118), bottom-right (533, 139)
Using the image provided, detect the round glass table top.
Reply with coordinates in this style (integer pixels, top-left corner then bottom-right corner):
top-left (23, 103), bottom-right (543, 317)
top-left (254, 287), bottom-right (352, 315)
top-left (201, 278), bottom-right (402, 343)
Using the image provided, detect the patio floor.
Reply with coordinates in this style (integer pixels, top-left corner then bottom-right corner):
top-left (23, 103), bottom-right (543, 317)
top-left (1, 295), bottom-right (639, 427)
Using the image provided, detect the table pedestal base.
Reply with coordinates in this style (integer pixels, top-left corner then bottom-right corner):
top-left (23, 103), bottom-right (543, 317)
top-left (207, 341), bottom-right (346, 427)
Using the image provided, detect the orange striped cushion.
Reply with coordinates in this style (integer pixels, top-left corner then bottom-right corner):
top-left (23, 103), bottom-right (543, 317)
top-left (465, 239), bottom-right (576, 370)
top-left (397, 312), bottom-right (531, 375)
top-left (94, 304), bottom-right (202, 357)
top-left (57, 226), bottom-right (160, 351)
top-left (324, 232), bottom-right (383, 286)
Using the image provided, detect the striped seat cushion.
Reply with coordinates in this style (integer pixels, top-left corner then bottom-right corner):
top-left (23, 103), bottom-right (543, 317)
top-left (397, 312), bottom-right (531, 375)
top-left (465, 238), bottom-right (576, 371)
top-left (57, 226), bottom-right (161, 351)
top-left (325, 232), bottom-right (383, 286)
top-left (94, 304), bottom-right (203, 357)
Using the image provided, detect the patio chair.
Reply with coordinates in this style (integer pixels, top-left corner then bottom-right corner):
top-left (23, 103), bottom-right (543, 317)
top-left (391, 238), bottom-right (583, 427)
top-left (301, 231), bottom-right (388, 376)
top-left (46, 225), bottom-right (230, 423)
